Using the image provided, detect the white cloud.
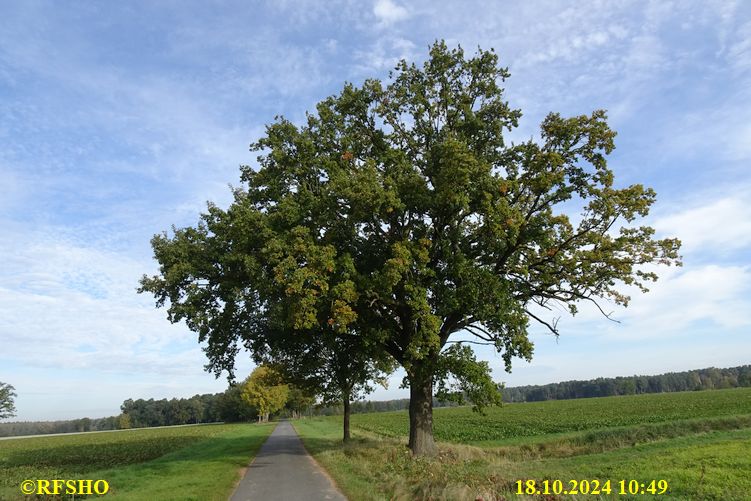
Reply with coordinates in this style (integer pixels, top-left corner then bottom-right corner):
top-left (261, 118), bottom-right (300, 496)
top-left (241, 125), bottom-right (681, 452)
top-left (354, 37), bottom-right (417, 74)
top-left (622, 264), bottom-right (751, 333)
top-left (0, 166), bottom-right (24, 212)
top-left (654, 195), bottom-right (751, 255)
top-left (373, 0), bottom-right (409, 26)
top-left (0, 221), bottom-right (259, 420)
top-left (0, 224), bottom-right (191, 371)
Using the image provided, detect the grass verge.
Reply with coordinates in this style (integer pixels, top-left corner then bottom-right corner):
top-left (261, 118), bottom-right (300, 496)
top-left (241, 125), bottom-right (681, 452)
top-left (0, 423), bottom-right (275, 501)
top-left (294, 417), bottom-right (751, 501)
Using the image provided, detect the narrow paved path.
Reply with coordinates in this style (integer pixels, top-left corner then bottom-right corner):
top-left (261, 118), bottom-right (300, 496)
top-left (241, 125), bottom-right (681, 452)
top-left (230, 420), bottom-right (348, 501)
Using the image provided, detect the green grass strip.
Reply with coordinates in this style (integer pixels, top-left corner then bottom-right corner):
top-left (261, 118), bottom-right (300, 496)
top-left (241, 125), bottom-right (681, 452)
top-left (0, 423), bottom-right (274, 501)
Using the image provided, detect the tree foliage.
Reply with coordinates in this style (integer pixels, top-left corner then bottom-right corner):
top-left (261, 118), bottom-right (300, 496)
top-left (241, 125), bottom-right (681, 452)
top-left (216, 384), bottom-right (257, 422)
top-left (284, 385), bottom-right (316, 419)
top-left (265, 330), bottom-right (394, 440)
top-left (0, 382), bottom-right (17, 420)
top-left (241, 365), bottom-right (289, 422)
top-left (120, 392), bottom-right (234, 427)
top-left (139, 41), bottom-right (681, 455)
top-left (433, 344), bottom-right (502, 411)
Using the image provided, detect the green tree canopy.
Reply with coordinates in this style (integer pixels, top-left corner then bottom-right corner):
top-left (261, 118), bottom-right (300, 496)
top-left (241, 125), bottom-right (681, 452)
top-left (216, 384), bottom-right (257, 422)
top-left (241, 365), bottom-right (289, 423)
top-left (0, 382), bottom-right (16, 420)
top-left (265, 329), bottom-right (394, 441)
top-left (284, 385), bottom-right (316, 419)
top-left (140, 41), bottom-right (681, 455)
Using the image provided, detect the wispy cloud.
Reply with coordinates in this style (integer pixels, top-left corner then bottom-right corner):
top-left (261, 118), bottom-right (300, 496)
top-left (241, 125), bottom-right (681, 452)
top-left (654, 195), bottom-right (751, 256)
top-left (373, 0), bottom-right (410, 26)
top-left (354, 37), bottom-right (417, 74)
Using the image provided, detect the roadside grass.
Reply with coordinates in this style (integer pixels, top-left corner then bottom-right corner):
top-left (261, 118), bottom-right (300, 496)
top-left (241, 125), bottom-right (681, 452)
top-left (0, 422), bottom-right (274, 501)
top-left (517, 428), bottom-right (751, 501)
top-left (294, 390), bottom-right (751, 500)
top-left (295, 418), bottom-right (505, 501)
top-left (295, 418), bottom-right (751, 500)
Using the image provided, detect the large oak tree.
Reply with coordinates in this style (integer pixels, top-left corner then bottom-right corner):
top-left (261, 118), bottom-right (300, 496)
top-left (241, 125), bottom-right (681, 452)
top-left (140, 42), bottom-right (681, 456)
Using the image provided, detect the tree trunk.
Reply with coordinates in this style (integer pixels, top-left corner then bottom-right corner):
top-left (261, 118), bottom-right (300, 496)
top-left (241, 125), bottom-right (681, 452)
top-left (342, 394), bottom-right (351, 443)
top-left (408, 370), bottom-right (437, 456)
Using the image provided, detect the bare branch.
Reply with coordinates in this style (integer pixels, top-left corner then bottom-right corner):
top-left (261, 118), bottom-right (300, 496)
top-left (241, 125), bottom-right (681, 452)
top-left (463, 324), bottom-right (495, 342)
top-left (445, 339), bottom-right (496, 346)
top-left (525, 309), bottom-right (560, 337)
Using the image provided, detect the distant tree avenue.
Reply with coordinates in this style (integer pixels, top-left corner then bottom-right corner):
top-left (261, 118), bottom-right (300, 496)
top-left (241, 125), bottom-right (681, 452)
top-left (0, 382), bottom-right (16, 420)
top-left (241, 365), bottom-right (289, 423)
top-left (139, 41), bottom-right (681, 456)
top-left (264, 330), bottom-right (394, 442)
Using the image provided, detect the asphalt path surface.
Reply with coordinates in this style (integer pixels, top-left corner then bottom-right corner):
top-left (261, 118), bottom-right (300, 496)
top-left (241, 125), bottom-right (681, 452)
top-left (230, 420), bottom-right (348, 501)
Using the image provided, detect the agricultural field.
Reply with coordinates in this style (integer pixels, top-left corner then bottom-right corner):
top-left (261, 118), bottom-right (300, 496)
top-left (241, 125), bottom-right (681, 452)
top-left (294, 387), bottom-right (751, 500)
top-left (352, 388), bottom-right (751, 444)
top-left (0, 422), bottom-right (274, 501)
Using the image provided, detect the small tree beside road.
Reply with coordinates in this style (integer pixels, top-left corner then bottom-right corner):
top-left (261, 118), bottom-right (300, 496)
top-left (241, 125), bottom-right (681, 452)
top-left (0, 382), bottom-right (16, 420)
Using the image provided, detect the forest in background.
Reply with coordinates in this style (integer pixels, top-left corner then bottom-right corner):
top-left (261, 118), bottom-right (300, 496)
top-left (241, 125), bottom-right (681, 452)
top-left (501, 365), bottom-right (751, 402)
top-left (2, 365), bottom-right (748, 437)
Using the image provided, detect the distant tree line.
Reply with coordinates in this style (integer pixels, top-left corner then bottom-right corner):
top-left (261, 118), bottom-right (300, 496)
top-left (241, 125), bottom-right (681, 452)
top-left (324, 366), bottom-right (751, 411)
top-left (0, 416), bottom-right (119, 437)
top-left (3, 365), bottom-right (749, 437)
top-left (0, 382), bottom-right (312, 437)
top-left (0, 390), bottom-right (243, 437)
top-left (118, 393), bottom-right (224, 428)
top-left (501, 365), bottom-right (751, 402)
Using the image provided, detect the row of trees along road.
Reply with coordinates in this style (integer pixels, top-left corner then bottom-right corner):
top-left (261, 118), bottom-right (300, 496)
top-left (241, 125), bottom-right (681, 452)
top-left (139, 42), bottom-right (681, 456)
top-left (241, 365), bottom-right (290, 423)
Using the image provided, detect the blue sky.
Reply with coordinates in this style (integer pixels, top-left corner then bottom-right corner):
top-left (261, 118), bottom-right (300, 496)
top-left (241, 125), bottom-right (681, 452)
top-left (1, 0), bottom-right (749, 421)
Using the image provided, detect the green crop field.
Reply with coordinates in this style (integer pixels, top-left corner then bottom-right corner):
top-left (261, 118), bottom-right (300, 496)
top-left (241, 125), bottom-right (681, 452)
top-left (295, 388), bottom-right (751, 500)
top-left (0, 423), bottom-right (274, 501)
top-left (352, 387), bottom-right (751, 444)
